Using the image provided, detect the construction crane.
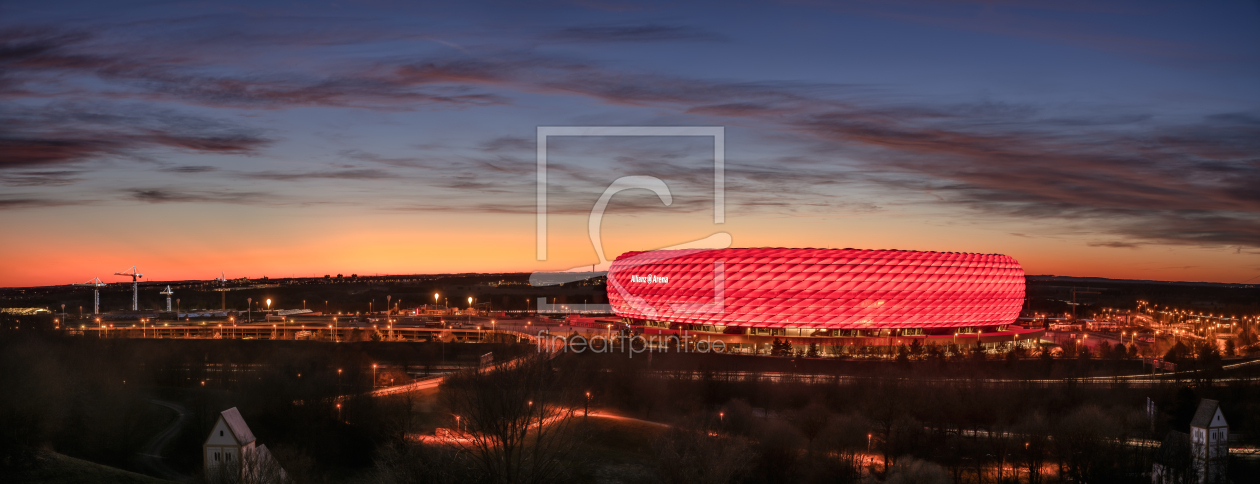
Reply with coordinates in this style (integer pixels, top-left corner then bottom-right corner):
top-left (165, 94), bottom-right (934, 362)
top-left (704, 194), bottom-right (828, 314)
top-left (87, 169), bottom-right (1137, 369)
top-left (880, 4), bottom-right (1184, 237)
top-left (161, 286), bottom-right (174, 312)
top-left (74, 277), bottom-right (108, 315)
top-left (114, 266), bottom-right (144, 311)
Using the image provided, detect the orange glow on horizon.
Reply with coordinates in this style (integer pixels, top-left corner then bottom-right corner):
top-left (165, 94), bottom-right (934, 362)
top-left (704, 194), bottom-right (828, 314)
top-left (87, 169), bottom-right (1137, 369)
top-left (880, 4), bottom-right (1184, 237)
top-left (1, 208), bottom-right (1255, 287)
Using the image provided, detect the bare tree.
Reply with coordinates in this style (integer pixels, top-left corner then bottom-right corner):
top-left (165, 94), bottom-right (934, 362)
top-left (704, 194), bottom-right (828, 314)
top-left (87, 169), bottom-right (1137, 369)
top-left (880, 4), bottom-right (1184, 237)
top-left (369, 441), bottom-right (480, 484)
top-left (204, 444), bottom-right (286, 484)
top-left (652, 426), bottom-right (753, 484)
top-left (1015, 412), bottom-right (1051, 484)
top-left (439, 355), bottom-right (585, 484)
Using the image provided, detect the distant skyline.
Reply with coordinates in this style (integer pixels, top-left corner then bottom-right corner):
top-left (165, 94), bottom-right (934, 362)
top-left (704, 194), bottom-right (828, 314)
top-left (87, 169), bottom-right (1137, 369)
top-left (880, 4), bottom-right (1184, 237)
top-left (2, 0), bottom-right (1259, 287)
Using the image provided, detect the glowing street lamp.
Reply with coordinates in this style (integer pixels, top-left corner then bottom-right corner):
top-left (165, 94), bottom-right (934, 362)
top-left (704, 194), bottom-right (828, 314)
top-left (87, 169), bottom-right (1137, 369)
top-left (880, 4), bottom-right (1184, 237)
top-left (372, 364), bottom-right (378, 388)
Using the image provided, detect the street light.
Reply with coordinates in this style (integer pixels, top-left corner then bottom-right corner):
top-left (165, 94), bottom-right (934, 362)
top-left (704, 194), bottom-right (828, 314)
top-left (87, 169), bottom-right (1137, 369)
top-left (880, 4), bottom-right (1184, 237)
top-left (372, 364), bottom-right (378, 388)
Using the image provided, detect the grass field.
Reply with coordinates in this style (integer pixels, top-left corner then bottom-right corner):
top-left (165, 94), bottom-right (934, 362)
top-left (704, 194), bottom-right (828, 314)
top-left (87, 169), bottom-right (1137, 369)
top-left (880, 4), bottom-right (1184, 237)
top-left (568, 415), bottom-right (670, 484)
top-left (4, 452), bottom-right (175, 484)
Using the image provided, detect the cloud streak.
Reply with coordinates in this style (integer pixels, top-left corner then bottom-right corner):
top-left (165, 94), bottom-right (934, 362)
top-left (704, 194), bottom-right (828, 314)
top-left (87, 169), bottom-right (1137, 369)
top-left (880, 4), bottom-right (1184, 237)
top-left (0, 103), bottom-right (271, 170)
top-left (541, 24), bottom-right (725, 43)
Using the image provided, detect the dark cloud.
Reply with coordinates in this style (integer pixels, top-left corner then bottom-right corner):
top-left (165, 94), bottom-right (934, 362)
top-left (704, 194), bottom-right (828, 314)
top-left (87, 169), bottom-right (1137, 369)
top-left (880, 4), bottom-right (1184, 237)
top-left (1088, 241), bottom-right (1141, 249)
top-left (1, 170), bottom-right (85, 186)
top-left (127, 188), bottom-right (271, 204)
top-left (161, 165), bottom-right (218, 173)
top-left (0, 197), bottom-right (87, 208)
top-left (541, 25), bottom-right (725, 43)
top-left (247, 169), bottom-right (395, 181)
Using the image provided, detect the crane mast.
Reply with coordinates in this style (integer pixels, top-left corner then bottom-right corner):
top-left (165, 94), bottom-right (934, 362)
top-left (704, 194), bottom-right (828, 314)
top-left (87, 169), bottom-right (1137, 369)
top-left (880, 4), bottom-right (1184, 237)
top-left (160, 285), bottom-right (174, 312)
top-left (114, 266), bottom-right (144, 311)
top-left (74, 277), bottom-right (108, 315)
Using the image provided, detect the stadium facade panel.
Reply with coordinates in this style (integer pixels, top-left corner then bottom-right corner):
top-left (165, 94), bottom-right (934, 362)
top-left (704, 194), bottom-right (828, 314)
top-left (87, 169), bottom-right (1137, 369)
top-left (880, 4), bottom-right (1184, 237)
top-left (606, 248), bottom-right (1025, 332)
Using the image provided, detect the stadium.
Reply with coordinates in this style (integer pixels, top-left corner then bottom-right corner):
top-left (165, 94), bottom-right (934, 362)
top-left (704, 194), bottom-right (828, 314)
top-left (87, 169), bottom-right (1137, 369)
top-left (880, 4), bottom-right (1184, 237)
top-left (605, 247), bottom-right (1043, 351)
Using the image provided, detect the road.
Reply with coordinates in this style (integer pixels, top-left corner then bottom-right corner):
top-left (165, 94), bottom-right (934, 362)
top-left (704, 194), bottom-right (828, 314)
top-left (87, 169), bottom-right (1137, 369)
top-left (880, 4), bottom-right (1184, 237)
top-left (132, 399), bottom-right (190, 481)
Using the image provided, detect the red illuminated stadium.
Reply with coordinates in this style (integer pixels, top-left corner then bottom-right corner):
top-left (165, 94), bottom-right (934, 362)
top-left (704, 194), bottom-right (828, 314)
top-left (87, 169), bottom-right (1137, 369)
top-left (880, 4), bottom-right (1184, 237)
top-left (606, 248), bottom-right (1041, 347)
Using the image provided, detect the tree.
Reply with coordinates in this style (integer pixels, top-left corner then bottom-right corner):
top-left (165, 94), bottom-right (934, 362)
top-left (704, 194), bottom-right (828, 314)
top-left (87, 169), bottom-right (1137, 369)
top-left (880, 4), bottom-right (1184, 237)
top-left (1110, 343), bottom-right (1126, 360)
top-left (909, 339), bottom-right (924, 357)
top-left (895, 345), bottom-right (910, 365)
top-left (970, 343), bottom-right (986, 362)
top-left (928, 344), bottom-right (946, 367)
top-left (1054, 405), bottom-right (1126, 483)
top-left (204, 444), bottom-right (287, 484)
top-left (371, 440), bottom-right (479, 484)
top-left (440, 355), bottom-right (585, 484)
top-left (653, 426), bottom-right (752, 484)
top-left (1165, 341), bottom-right (1189, 362)
top-left (770, 338), bottom-right (793, 357)
top-left (806, 341), bottom-right (820, 358)
top-left (1224, 339), bottom-right (1236, 357)
top-left (786, 401), bottom-right (830, 452)
top-left (1016, 412), bottom-right (1051, 484)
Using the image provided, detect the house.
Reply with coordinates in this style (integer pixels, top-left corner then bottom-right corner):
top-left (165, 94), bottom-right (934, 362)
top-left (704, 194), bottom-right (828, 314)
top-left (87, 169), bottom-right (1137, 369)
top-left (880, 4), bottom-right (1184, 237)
top-left (1152, 399), bottom-right (1228, 484)
top-left (204, 407), bottom-right (285, 483)
top-left (1189, 399), bottom-right (1228, 483)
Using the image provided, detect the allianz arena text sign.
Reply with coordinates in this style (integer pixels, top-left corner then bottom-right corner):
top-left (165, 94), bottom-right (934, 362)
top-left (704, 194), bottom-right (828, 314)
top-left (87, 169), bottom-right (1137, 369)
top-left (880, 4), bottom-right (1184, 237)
top-left (629, 274), bottom-right (670, 284)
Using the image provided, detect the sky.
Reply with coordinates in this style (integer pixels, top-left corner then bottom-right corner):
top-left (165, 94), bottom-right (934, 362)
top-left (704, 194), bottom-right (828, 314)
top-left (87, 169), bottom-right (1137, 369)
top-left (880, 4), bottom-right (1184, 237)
top-left (2, 0), bottom-right (1259, 287)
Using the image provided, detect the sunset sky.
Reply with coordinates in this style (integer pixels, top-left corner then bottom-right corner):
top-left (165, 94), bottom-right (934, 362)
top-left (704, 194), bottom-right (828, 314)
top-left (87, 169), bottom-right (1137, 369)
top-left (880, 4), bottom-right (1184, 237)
top-left (2, 0), bottom-right (1259, 287)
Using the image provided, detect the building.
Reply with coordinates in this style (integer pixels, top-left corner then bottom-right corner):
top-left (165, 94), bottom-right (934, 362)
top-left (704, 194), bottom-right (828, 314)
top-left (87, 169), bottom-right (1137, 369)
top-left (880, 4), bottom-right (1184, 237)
top-left (1152, 399), bottom-right (1229, 484)
top-left (1190, 399), bottom-right (1228, 483)
top-left (606, 248), bottom-right (1038, 351)
top-left (204, 407), bottom-right (285, 483)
